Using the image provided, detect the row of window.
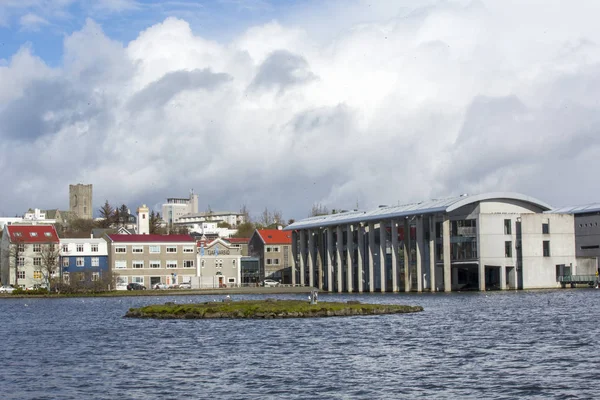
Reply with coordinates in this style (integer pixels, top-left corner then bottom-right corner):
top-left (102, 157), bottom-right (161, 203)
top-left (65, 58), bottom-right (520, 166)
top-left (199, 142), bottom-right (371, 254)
top-left (114, 245), bottom-right (195, 254)
top-left (504, 240), bottom-right (550, 257)
top-left (62, 244), bottom-right (99, 253)
top-left (13, 231), bottom-right (53, 238)
top-left (63, 257), bottom-right (101, 267)
top-left (265, 246), bottom-right (281, 252)
top-left (265, 258), bottom-right (280, 265)
top-left (14, 270), bottom-right (99, 281)
top-left (504, 219), bottom-right (550, 235)
top-left (16, 244), bottom-right (55, 253)
top-left (579, 222), bottom-right (599, 228)
top-left (114, 260), bottom-right (195, 269)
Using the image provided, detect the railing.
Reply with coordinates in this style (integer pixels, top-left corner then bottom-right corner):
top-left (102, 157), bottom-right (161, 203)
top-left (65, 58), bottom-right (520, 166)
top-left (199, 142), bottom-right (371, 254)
top-left (558, 275), bottom-right (597, 284)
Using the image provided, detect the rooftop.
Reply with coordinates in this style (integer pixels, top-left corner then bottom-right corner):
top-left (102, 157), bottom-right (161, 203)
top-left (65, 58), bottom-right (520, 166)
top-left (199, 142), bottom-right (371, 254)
top-left (285, 192), bottom-right (552, 230)
top-left (107, 234), bottom-right (195, 243)
top-left (255, 229), bottom-right (292, 245)
top-left (547, 203), bottom-right (600, 215)
top-left (5, 225), bottom-right (60, 243)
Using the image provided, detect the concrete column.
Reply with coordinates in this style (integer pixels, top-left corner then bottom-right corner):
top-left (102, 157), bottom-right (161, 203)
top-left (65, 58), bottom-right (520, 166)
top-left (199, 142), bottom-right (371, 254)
top-left (299, 230), bottom-right (306, 286)
top-left (326, 228), bottom-right (334, 292)
top-left (346, 224), bottom-right (354, 293)
top-left (379, 221), bottom-right (387, 292)
top-left (479, 262), bottom-right (486, 291)
top-left (291, 231), bottom-right (298, 286)
top-left (368, 222), bottom-right (375, 292)
top-left (443, 216), bottom-right (451, 292)
top-left (391, 219), bottom-right (399, 292)
top-left (336, 225), bottom-right (343, 293)
top-left (403, 218), bottom-right (411, 292)
top-left (429, 216), bottom-right (436, 292)
top-left (416, 216), bottom-right (424, 292)
top-left (500, 266), bottom-right (506, 290)
top-left (357, 224), bottom-right (364, 293)
top-left (317, 230), bottom-right (324, 290)
top-left (308, 230), bottom-right (315, 288)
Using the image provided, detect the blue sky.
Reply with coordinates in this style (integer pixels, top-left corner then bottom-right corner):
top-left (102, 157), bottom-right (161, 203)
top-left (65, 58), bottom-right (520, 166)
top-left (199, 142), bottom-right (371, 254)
top-left (1, 0), bottom-right (308, 66)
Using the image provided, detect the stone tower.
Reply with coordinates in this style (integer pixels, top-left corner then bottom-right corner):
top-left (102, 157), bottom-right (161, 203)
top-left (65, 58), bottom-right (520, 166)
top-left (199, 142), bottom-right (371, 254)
top-left (69, 184), bottom-right (93, 220)
top-left (137, 204), bottom-right (150, 235)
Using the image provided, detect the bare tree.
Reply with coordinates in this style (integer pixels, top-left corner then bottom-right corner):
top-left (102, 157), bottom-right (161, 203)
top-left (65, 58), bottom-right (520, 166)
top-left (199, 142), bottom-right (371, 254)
top-left (239, 204), bottom-right (251, 223)
top-left (260, 207), bottom-right (272, 227)
top-left (8, 235), bottom-right (26, 288)
top-left (38, 243), bottom-right (60, 291)
top-left (272, 209), bottom-right (284, 226)
top-left (309, 203), bottom-right (329, 217)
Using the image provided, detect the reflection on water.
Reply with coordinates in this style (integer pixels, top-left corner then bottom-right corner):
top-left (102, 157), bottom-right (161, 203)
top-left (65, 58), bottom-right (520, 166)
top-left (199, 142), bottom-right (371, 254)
top-left (1, 290), bottom-right (599, 399)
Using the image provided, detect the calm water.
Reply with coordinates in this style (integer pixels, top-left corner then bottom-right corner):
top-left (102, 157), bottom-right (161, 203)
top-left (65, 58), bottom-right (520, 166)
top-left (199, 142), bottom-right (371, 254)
top-left (1, 290), bottom-right (599, 399)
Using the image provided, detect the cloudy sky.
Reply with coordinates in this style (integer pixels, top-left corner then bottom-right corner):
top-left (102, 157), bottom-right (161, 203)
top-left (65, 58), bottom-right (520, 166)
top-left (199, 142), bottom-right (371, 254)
top-left (1, 0), bottom-right (599, 221)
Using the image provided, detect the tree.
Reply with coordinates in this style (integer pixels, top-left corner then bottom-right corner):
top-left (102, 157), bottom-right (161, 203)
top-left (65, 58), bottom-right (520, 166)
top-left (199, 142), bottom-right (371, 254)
top-left (217, 221), bottom-right (232, 228)
top-left (260, 207), bottom-right (272, 227)
top-left (117, 204), bottom-right (129, 227)
top-left (149, 211), bottom-right (165, 234)
top-left (233, 222), bottom-right (255, 238)
top-left (309, 203), bottom-right (329, 217)
top-left (272, 209), bottom-right (283, 226)
top-left (38, 243), bottom-right (60, 291)
top-left (63, 218), bottom-right (96, 238)
top-left (8, 236), bottom-right (26, 288)
top-left (239, 204), bottom-right (251, 223)
top-left (98, 200), bottom-right (115, 228)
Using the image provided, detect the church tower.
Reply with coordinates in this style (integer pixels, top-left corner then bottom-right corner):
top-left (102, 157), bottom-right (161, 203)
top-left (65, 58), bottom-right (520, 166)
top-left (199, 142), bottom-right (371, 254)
top-left (69, 184), bottom-right (93, 219)
top-left (137, 204), bottom-right (150, 235)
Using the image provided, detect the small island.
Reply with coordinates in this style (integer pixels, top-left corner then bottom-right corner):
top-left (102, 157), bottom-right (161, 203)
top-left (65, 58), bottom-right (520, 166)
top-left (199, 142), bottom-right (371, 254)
top-left (124, 299), bottom-right (424, 319)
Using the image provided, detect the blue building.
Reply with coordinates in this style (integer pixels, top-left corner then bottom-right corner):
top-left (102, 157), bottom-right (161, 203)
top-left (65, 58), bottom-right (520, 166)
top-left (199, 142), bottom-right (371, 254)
top-left (59, 238), bottom-right (109, 282)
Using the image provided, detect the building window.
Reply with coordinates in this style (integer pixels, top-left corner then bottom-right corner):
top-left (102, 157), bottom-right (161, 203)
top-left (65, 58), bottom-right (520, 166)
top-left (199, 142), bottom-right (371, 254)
top-left (149, 246), bottom-right (160, 254)
top-left (184, 260), bottom-right (194, 268)
top-left (30, 232), bottom-right (38, 237)
top-left (504, 219), bottom-right (512, 235)
top-left (273, 258), bottom-right (280, 265)
top-left (18, 257), bottom-right (25, 267)
top-left (166, 261), bottom-right (177, 269)
top-left (115, 260), bottom-right (127, 269)
top-left (17, 271), bottom-right (25, 279)
top-left (62, 244), bottom-right (69, 253)
top-left (76, 257), bottom-right (85, 267)
top-left (116, 276), bottom-right (127, 286)
top-left (33, 244), bottom-right (41, 253)
top-left (132, 246), bottom-right (143, 253)
top-left (228, 278), bottom-right (235, 283)
top-left (542, 222), bottom-right (550, 234)
top-left (272, 246), bottom-right (280, 252)
top-left (581, 245), bottom-right (600, 250)
top-left (77, 244), bottom-right (84, 252)
top-left (543, 241), bottom-right (550, 257)
top-left (150, 261), bottom-right (161, 269)
top-left (115, 246), bottom-right (126, 253)
top-left (33, 271), bottom-right (42, 279)
top-left (132, 261), bottom-right (144, 269)
top-left (63, 272), bottom-right (70, 283)
top-left (266, 259), bottom-right (272, 265)
top-left (505, 241), bottom-right (512, 258)
top-left (133, 276), bottom-right (144, 284)
top-left (92, 272), bottom-right (100, 281)
top-left (91, 244), bottom-right (98, 252)
top-left (62, 258), bottom-right (70, 267)
top-left (44, 232), bottom-right (51, 237)
top-left (166, 246), bottom-right (177, 253)
top-left (33, 257), bottom-right (41, 266)
top-left (183, 246), bottom-right (195, 253)
top-left (18, 244), bottom-right (25, 252)
top-left (91, 257), bottom-right (99, 267)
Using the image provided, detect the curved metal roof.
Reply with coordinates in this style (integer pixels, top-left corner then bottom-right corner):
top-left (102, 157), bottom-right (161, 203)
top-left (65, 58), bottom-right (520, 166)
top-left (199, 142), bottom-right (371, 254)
top-left (546, 203), bottom-right (600, 215)
top-left (285, 192), bottom-right (552, 231)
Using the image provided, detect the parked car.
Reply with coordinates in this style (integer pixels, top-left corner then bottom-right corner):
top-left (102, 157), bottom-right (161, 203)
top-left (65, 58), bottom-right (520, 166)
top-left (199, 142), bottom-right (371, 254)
top-left (0, 285), bottom-right (15, 294)
top-left (153, 283), bottom-right (168, 290)
top-left (179, 282), bottom-right (192, 289)
top-left (127, 283), bottom-right (146, 291)
top-left (262, 279), bottom-right (280, 287)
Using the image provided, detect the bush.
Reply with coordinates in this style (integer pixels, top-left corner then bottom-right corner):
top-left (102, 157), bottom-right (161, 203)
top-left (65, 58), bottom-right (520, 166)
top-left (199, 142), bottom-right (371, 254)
top-left (13, 288), bottom-right (49, 295)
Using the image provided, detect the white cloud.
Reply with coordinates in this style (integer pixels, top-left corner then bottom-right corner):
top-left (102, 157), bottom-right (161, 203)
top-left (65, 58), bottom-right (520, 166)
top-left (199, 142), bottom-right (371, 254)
top-left (18, 12), bottom-right (49, 31)
top-left (1, 1), bottom-right (600, 220)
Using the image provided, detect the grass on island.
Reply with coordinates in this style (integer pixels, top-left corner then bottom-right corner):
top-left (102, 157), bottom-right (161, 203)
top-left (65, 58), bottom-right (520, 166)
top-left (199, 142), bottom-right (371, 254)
top-left (125, 299), bottom-right (424, 319)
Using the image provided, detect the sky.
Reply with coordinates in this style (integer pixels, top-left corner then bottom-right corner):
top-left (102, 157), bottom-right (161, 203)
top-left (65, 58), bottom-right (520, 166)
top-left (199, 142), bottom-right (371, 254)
top-left (1, 0), bottom-right (600, 222)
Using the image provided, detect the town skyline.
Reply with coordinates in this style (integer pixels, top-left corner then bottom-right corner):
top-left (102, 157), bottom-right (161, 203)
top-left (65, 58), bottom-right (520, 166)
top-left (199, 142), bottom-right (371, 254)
top-left (2, 1), bottom-right (600, 220)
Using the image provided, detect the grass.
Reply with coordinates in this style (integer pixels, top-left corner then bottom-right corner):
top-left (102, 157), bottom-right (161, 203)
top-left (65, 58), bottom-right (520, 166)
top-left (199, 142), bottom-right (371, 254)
top-left (125, 300), bottom-right (424, 319)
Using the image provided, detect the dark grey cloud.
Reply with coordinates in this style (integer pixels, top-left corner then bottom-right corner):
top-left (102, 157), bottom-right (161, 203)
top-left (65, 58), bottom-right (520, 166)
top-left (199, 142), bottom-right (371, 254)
top-left (0, 78), bottom-right (103, 141)
top-left (128, 68), bottom-right (232, 112)
top-left (248, 50), bottom-right (316, 94)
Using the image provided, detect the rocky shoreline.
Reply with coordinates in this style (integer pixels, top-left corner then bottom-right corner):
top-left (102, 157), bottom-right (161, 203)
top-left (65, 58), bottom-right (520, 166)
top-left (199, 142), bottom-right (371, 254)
top-left (124, 299), bottom-right (424, 319)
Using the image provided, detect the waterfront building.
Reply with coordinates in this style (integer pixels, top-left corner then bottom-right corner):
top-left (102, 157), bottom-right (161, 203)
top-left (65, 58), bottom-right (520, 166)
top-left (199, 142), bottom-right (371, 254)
top-left (195, 237), bottom-right (242, 288)
top-left (106, 234), bottom-right (197, 289)
top-left (59, 238), bottom-right (109, 283)
top-left (161, 190), bottom-right (199, 226)
top-left (0, 224), bottom-right (60, 288)
top-left (176, 210), bottom-right (246, 228)
top-left (285, 192), bottom-right (577, 292)
top-left (183, 219), bottom-right (238, 238)
top-left (248, 229), bottom-right (293, 284)
top-left (547, 203), bottom-right (600, 275)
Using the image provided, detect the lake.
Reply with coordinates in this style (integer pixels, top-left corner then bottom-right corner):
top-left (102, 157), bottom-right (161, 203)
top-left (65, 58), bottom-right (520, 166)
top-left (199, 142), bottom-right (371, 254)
top-left (1, 289), bottom-right (599, 399)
